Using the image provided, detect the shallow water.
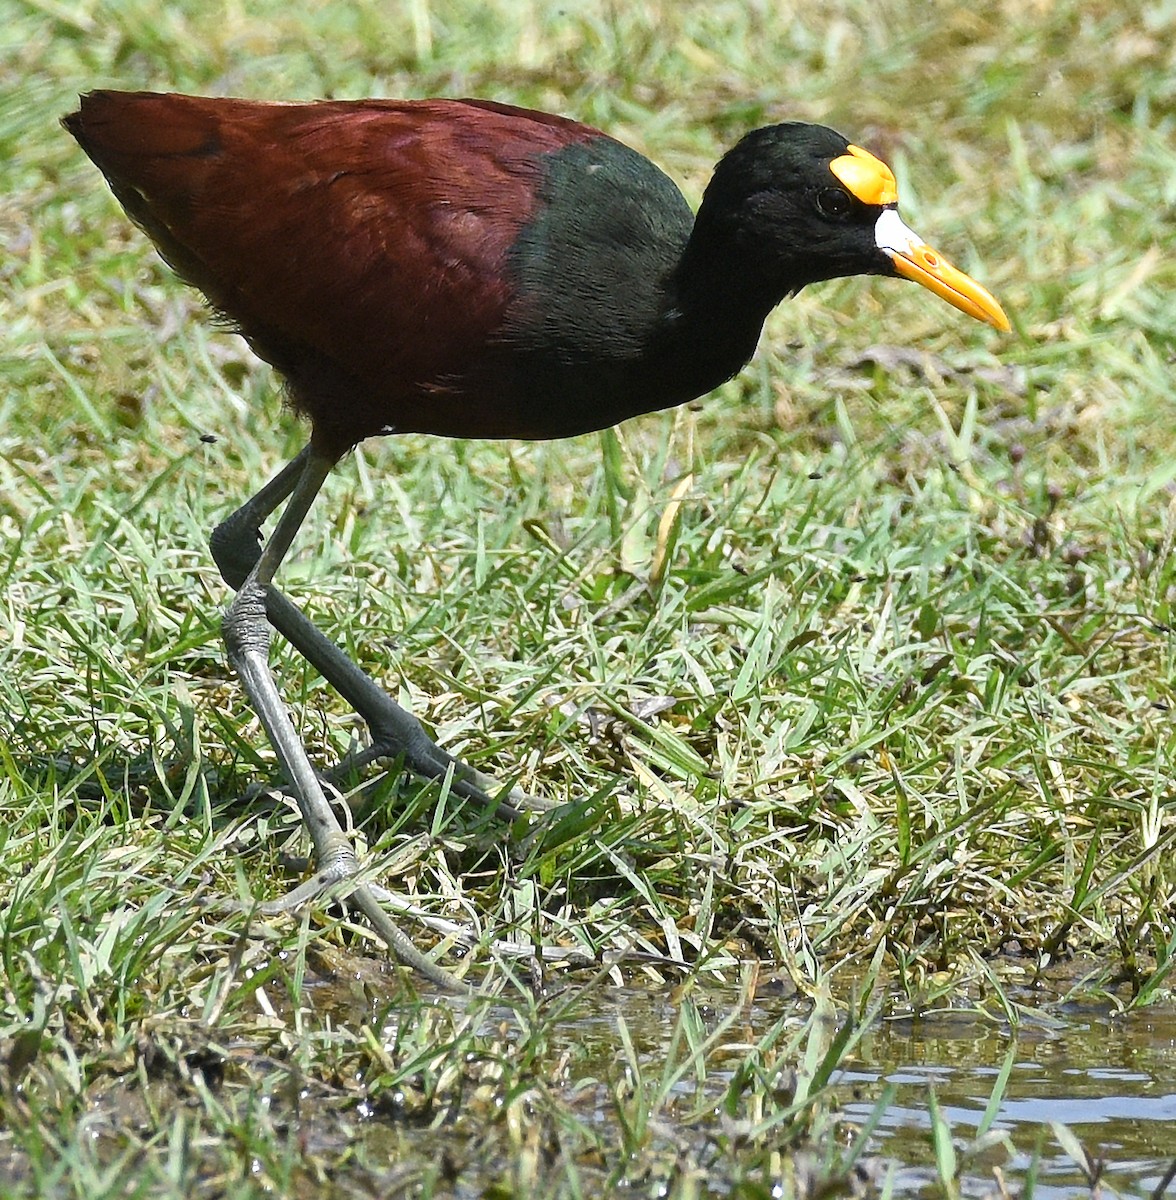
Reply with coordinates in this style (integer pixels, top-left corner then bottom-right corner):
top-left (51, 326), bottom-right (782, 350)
top-left (840, 1003), bottom-right (1176, 1197)
top-left (65, 958), bottom-right (1172, 1197)
top-left (513, 977), bottom-right (1176, 1196)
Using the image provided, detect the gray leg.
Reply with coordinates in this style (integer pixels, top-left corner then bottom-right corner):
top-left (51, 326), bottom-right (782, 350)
top-left (210, 449), bottom-right (555, 815)
top-left (218, 449), bottom-right (473, 991)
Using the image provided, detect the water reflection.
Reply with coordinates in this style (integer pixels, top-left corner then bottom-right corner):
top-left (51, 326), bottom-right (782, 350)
top-left (840, 1004), bottom-right (1176, 1195)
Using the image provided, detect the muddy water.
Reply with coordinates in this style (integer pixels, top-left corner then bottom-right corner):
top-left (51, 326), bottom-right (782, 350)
top-left (839, 1003), bottom-right (1176, 1197)
top-left (266, 964), bottom-right (1176, 1195)
top-left (517, 979), bottom-right (1176, 1196)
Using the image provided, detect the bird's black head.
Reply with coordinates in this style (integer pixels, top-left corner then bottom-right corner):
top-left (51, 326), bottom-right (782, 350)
top-left (693, 123), bottom-right (894, 296)
top-left (687, 121), bottom-right (1009, 330)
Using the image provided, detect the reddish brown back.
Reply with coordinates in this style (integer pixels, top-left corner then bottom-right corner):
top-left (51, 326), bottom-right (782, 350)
top-left (65, 91), bottom-right (604, 454)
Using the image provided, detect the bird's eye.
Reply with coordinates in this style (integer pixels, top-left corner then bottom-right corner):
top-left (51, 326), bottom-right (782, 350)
top-left (815, 187), bottom-right (852, 218)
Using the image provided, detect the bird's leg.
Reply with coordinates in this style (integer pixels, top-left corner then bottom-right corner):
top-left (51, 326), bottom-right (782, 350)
top-left (220, 448), bottom-right (471, 991)
top-left (262, 589), bottom-right (555, 815)
top-left (211, 447), bottom-right (555, 816)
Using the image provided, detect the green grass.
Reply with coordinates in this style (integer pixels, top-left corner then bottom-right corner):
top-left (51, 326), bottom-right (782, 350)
top-left (3, 0), bottom-right (1176, 1194)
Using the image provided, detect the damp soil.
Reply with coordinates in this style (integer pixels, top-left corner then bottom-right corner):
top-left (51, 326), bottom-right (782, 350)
top-left (9, 959), bottom-right (1174, 1198)
top-left (316, 966), bottom-right (1176, 1197)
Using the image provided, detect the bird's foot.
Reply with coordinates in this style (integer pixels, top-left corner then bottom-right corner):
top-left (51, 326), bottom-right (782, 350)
top-left (255, 853), bottom-right (360, 915)
top-left (233, 852), bottom-right (475, 993)
top-left (327, 725), bottom-right (560, 817)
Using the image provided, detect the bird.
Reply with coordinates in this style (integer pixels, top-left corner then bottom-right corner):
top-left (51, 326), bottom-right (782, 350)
top-left (63, 90), bottom-right (1008, 988)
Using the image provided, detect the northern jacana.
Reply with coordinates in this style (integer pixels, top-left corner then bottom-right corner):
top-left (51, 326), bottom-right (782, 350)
top-left (64, 91), bottom-right (1008, 988)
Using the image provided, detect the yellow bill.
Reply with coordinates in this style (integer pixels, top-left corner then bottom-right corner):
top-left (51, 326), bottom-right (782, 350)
top-left (874, 208), bottom-right (1010, 331)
